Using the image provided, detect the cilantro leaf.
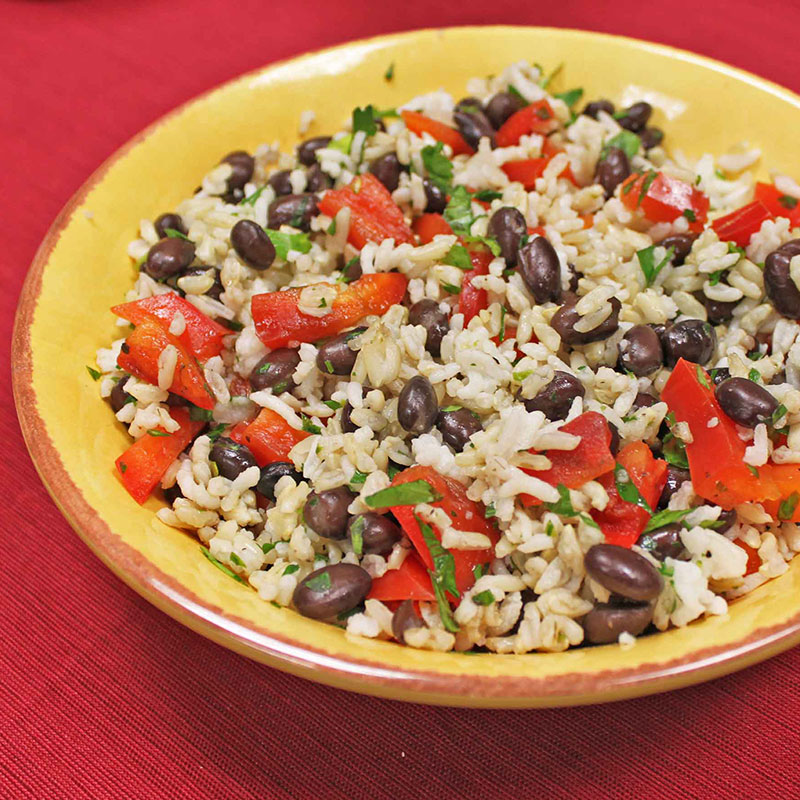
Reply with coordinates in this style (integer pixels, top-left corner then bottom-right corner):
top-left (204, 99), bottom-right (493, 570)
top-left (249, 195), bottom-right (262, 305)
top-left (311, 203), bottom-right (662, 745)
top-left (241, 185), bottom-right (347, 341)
top-left (328, 134), bottom-right (353, 155)
top-left (443, 243), bottom-right (472, 270)
top-left (779, 492), bottom-right (800, 520)
top-left (352, 105), bottom-right (378, 137)
top-left (614, 464), bottom-right (653, 513)
top-left (779, 195), bottom-right (799, 210)
top-left (305, 571), bottom-right (332, 592)
top-left (554, 87), bottom-right (583, 108)
top-left (349, 470), bottom-right (368, 486)
top-left (417, 517), bottom-right (460, 632)
top-left (421, 142), bottom-right (454, 194)
top-left (349, 515), bottom-right (365, 556)
top-left (200, 546), bottom-right (249, 586)
top-left (603, 130), bottom-right (641, 159)
top-left (384, 62), bottom-right (395, 82)
top-left (473, 189), bottom-right (503, 202)
top-left (636, 244), bottom-right (675, 287)
top-left (86, 366), bottom-right (101, 381)
top-left (265, 229), bottom-right (312, 260)
top-left (300, 414), bottom-right (322, 434)
top-left (164, 228), bottom-right (191, 241)
top-left (240, 186), bottom-right (267, 206)
top-left (443, 186), bottom-right (476, 237)
top-left (146, 429), bottom-right (172, 437)
top-left (472, 590), bottom-right (495, 606)
top-left (441, 282), bottom-right (461, 295)
top-left (539, 62), bottom-right (563, 90)
top-left (544, 484), bottom-right (576, 516)
top-left (283, 564), bottom-right (300, 575)
top-left (364, 480), bottom-right (442, 508)
top-left (643, 508), bottom-right (692, 534)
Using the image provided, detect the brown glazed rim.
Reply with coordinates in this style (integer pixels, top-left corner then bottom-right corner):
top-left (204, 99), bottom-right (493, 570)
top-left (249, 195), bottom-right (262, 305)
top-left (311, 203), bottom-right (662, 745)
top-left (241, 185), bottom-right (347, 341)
top-left (12, 27), bottom-right (800, 707)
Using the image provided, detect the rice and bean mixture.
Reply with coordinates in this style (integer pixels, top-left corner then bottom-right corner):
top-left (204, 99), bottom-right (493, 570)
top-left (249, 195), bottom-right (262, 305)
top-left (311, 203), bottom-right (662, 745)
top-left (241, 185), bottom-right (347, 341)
top-left (94, 60), bottom-right (800, 653)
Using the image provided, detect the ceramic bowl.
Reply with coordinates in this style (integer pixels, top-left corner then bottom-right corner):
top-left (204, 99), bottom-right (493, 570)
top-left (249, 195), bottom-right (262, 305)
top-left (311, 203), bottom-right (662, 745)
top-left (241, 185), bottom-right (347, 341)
top-left (14, 26), bottom-right (800, 707)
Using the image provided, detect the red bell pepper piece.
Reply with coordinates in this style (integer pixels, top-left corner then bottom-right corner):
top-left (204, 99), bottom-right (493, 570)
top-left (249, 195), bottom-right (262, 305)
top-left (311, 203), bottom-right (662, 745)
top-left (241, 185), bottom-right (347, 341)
top-left (761, 464), bottom-right (800, 522)
top-left (413, 213), bottom-right (453, 244)
top-left (520, 412), bottom-right (616, 506)
top-left (317, 173), bottom-right (414, 249)
top-left (111, 293), bottom-right (230, 363)
top-left (400, 110), bottom-right (474, 156)
top-left (458, 247), bottom-right (492, 324)
top-left (591, 443), bottom-right (668, 547)
top-left (229, 408), bottom-right (309, 466)
top-left (115, 408), bottom-right (205, 504)
top-left (381, 465), bottom-right (496, 596)
top-left (251, 272), bottom-right (408, 349)
top-left (620, 172), bottom-right (710, 225)
top-left (495, 100), bottom-right (559, 147)
top-left (735, 539), bottom-right (762, 576)
top-left (117, 318), bottom-right (215, 409)
top-left (368, 553), bottom-right (436, 602)
top-left (501, 157), bottom-right (577, 189)
top-left (711, 200), bottom-right (774, 248)
top-left (754, 182), bottom-right (800, 228)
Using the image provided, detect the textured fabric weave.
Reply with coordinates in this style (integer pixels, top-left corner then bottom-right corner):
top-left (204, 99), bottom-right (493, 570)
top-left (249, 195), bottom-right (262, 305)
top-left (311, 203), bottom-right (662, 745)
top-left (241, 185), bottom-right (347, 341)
top-left (4, 1), bottom-right (800, 797)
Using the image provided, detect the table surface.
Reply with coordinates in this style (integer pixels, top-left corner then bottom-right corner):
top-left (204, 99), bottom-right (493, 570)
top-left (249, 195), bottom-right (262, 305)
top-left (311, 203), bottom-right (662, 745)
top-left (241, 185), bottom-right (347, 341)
top-left (4, 1), bottom-right (800, 797)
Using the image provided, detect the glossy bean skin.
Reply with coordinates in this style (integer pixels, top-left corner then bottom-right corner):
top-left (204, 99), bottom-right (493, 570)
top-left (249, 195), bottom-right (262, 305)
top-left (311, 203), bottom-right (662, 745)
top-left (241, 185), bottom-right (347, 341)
top-left (659, 234), bottom-right (694, 266)
top-left (487, 207), bottom-right (526, 266)
top-left (616, 101), bottom-right (652, 132)
top-left (702, 294), bottom-right (738, 324)
top-left (618, 325), bottom-right (663, 376)
top-left (249, 348), bottom-right (301, 393)
top-left (267, 193), bottom-right (318, 232)
top-left (348, 512), bottom-right (403, 556)
top-left (640, 127), bottom-right (664, 150)
top-left (306, 163), bottom-right (332, 192)
top-left (595, 147), bottom-right (631, 199)
top-left (391, 599), bottom-right (425, 644)
top-left (230, 219), bottom-right (276, 270)
top-left (316, 328), bottom-right (365, 376)
top-left (209, 437), bottom-right (258, 481)
top-left (109, 375), bottom-right (133, 413)
top-left (397, 376), bottom-right (438, 434)
top-left (715, 377), bottom-right (778, 428)
top-left (659, 465), bottom-right (691, 507)
top-left (256, 461), bottom-right (303, 501)
top-left (423, 179), bottom-right (447, 213)
top-left (607, 421), bottom-right (621, 456)
top-left (518, 236), bottom-right (562, 304)
top-left (637, 523), bottom-right (685, 560)
top-left (524, 371), bottom-right (585, 421)
top-left (408, 299), bottom-right (449, 357)
top-left (221, 150), bottom-right (255, 191)
top-left (179, 267), bottom-right (224, 301)
top-left (633, 391), bottom-right (659, 410)
top-left (551, 297), bottom-right (621, 345)
top-left (714, 508), bottom-right (737, 534)
top-left (764, 240), bottom-right (800, 319)
top-left (584, 544), bottom-right (663, 601)
top-left (453, 109), bottom-right (496, 150)
top-left (582, 602), bottom-right (654, 644)
top-left (154, 213), bottom-right (186, 239)
top-left (369, 152), bottom-right (402, 192)
top-left (268, 169), bottom-right (293, 196)
top-left (303, 486), bottom-right (355, 539)
top-left (436, 407), bottom-right (482, 451)
top-left (662, 319), bottom-right (716, 366)
top-left (582, 99), bottom-right (615, 119)
top-left (144, 238), bottom-right (195, 280)
top-left (484, 91), bottom-right (525, 128)
top-left (296, 136), bottom-right (332, 167)
top-left (709, 366), bottom-right (731, 386)
top-left (293, 563), bottom-right (372, 620)
top-left (340, 255), bottom-right (363, 283)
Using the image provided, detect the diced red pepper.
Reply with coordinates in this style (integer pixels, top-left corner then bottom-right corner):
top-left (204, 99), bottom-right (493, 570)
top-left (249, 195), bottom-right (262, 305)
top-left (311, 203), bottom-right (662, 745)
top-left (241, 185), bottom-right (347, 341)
top-left (754, 182), bottom-right (800, 228)
top-left (111, 293), bottom-right (230, 363)
top-left (412, 213), bottom-right (453, 244)
top-left (735, 539), bottom-right (762, 576)
top-left (382, 465), bottom-right (496, 596)
top-left (251, 272), bottom-right (408, 349)
top-left (501, 157), bottom-right (577, 188)
top-left (579, 213), bottom-right (594, 229)
top-left (711, 200), bottom-right (774, 248)
top-left (591, 443), bottom-right (668, 547)
top-left (229, 375), bottom-right (251, 397)
top-left (367, 553), bottom-right (436, 602)
top-left (117, 318), bottom-right (215, 409)
top-left (400, 110), bottom-right (474, 156)
top-left (620, 172), bottom-right (710, 226)
top-left (520, 412), bottom-right (616, 506)
top-left (495, 100), bottom-right (559, 147)
top-left (115, 408), bottom-right (204, 504)
top-left (527, 225), bottom-right (546, 237)
top-left (317, 173), bottom-right (414, 249)
top-left (458, 247), bottom-right (493, 324)
top-left (229, 408), bottom-right (309, 466)
top-left (761, 464), bottom-right (800, 522)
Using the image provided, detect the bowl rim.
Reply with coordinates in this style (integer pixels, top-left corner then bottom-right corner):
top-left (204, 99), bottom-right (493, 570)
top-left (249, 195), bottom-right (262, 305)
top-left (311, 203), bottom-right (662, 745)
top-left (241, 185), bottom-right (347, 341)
top-left (14, 24), bottom-right (800, 708)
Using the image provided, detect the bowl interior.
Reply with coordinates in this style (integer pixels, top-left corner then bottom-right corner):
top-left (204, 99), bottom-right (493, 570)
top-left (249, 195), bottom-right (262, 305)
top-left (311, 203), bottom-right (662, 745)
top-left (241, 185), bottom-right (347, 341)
top-left (15, 26), bottom-right (800, 707)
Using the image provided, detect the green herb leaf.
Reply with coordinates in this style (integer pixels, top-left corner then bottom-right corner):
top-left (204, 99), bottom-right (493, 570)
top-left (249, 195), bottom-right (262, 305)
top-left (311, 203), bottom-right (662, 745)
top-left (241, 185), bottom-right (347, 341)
top-left (771, 403), bottom-right (788, 427)
top-left (636, 244), bottom-right (675, 287)
top-left (473, 563), bottom-right (488, 581)
top-left (472, 589), bottom-right (495, 606)
top-left (221, 318), bottom-right (244, 332)
top-left (240, 186), bottom-right (267, 206)
top-left (708, 269), bottom-right (725, 286)
top-left (86, 366), bottom-right (101, 381)
top-left (699, 519), bottom-right (726, 530)
top-left (200, 546), bottom-right (249, 585)
top-left (463, 234), bottom-right (501, 257)
top-left (328, 133), bottom-right (353, 155)
top-left (146, 429), bottom-right (172, 437)
top-left (682, 208), bottom-right (697, 222)
top-left (507, 84), bottom-right (525, 102)
top-left (748, 368), bottom-right (761, 383)
top-left (352, 104), bottom-right (378, 137)
top-left (323, 399), bottom-right (343, 411)
top-left (614, 464), bottom-right (653, 513)
top-left (364, 479), bottom-right (441, 508)
top-left (747, 350), bottom-right (765, 361)
top-left (485, 502), bottom-right (496, 519)
top-left (637, 170), bottom-right (658, 207)
top-left (728, 242), bottom-right (747, 258)
top-left (441, 404), bottom-right (462, 412)
top-left (643, 508), bottom-right (692, 533)
top-left (165, 228), bottom-right (191, 241)
top-left (443, 185), bottom-right (476, 237)
top-left (300, 414), bottom-right (322, 435)
top-left (264, 229), bottom-right (312, 260)
top-left (747, 464), bottom-right (760, 477)
top-left (349, 515), bottom-right (365, 556)
top-left (324, 359), bottom-right (335, 374)
top-left (119, 461), bottom-right (127, 474)
top-left (696, 365), bottom-right (711, 389)
top-left (603, 130), bottom-right (641, 159)
top-left (421, 142), bottom-right (453, 194)
top-left (658, 562), bottom-right (675, 578)
top-left (554, 87), bottom-right (583, 108)
top-left (513, 370), bottom-right (533, 381)
top-left (543, 484), bottom-right (576, 516)
top-left (473, 189), bottom-right (503, 202)
top-left (386, 463), bottom-right (402, 480)
top-left (350, 470), bottom-right (368, 486)
top-left (539, 62), bottom-right (563, 89)
top-left (441, 282), bottom-right (461, 295)
top-left (261, 542), bottom-right (276, 555)
top-left (663, 434), bottom-right (690, 469)
top-left (384, 62), bottom-right (395, 82)
top-left (443, 243), bottom-right (472, 270)
top-left (230, 552), bottom-right (245, 567)
top-left (779, 194), bottom-right (799, 210)
top-left (206, 423), bottom-right (226, 443)
top-left (283, 564), bottom-right (300, 575)
top-left (714, 169), bottom-right (727, 181)
top-left (417, 516), bottom-right (459, 632)
top-left (305, 570), bottom-right (332, 592)
top-left (326, 218), bottom-right (337, 235)
top-left (779, 492), bottom-right (800, 520)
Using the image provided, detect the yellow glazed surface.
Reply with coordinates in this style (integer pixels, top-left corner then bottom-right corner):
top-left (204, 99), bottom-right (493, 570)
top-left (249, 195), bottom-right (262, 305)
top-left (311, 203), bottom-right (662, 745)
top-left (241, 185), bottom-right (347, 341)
top-left (13, 27), bottom-right (800, 707)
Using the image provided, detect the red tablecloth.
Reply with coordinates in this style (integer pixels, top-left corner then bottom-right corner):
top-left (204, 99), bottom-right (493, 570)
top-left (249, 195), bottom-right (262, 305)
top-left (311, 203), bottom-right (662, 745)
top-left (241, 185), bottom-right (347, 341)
top-left (4, 1), bottom-right (800, 797)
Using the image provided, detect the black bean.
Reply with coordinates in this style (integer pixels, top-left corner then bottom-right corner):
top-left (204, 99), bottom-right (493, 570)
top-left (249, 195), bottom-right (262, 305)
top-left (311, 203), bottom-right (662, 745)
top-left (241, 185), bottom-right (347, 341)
top-left (144, 237), bottom-right (195, 281)
top-left (640, 127), bottom-right (664, 150)
top-left (165, 392), bottom-right (189, 407)
top-left (715, 377), bottom-right (778, 428)
top-left (485, 91), bottom-right (525, 129)
top-left (633, 391), bottom-right (659, 409)
top-left (303, 486), bottom-right (355, 539)
top-left (584, 544), bottom-right (663, 601)
top-left (617, 101), bottom-right (652, 132)
top-left (209, 437), bottom-right (258, 481)
top-left (181, 267), bottom-right (224, 301)
top-left (714, 508), bottom-right (737, 534)
top-left (551, 296), bottom-right (621, 345)
top-left (582, 602), bottom-right (653, 644)
top-left (595, 147), bottom-right (631, 199)
top-left (582, 99), bottom-right (615, 119)
top-left (518, 236), bottom-right (562, 304)
top-left (764, 240), bottom-right (800, 319)
top-left (397, 376), bottom-right (438, 434)
top-left (341, 401), bottom-right (358, 433)
top-left (408, 299), bottom-right (449, 358)
top-left (306, 163), bottom-right (332, 193)
top-left (267, 193), bottom-right (318, 232)
top-left (702, 293), bottom-right (738, 324)
top-left (392, 599), bottom-right (424, 644)
top-left (524, 371), bottom-right (585, 421)
top-left (607, 421), bottom-right (621, 456)
top-left (369, 152), bottom-right (402, 192)
top-left (619, 325), bottom-right (663, 376)
top-left (487, 207), bottom-right (526, 266)
top-left (662, 319), bottom-right (716, 366)
top-left (268, 169), bottom-right (293, 196)
top-left (659, 234), bottom-right (695, 266)
top-left (249, 348), bottom-right (300, 393)
top-left (293, 563), bottom-right (372, 620)
top-left (348, 512), bottom-right (403, 556)
top-left (256, 462), bottom-right (303, 501)
top-left (230, 219), bottom-right (276, 270)
top-left (567, 264), bottom-right (581, 293)
top-left (109, 375), bottom-right (133, 413)
top-left (659, 465), bottom-right (691, 508)
top-left (316, 328), bottom-right (366, 376)
top-left (423, 179), bottom-right (447, 213)
top-left (154, 213), bottom-right (186, 239)
top-left (297, 136), bottom-right (332, 167)
top-left (436, 407), bottom-right (482, 451)
top-left (637, 523), bottom-right (685, 561)
top-left (221, 150), bottom-right (255, 191)
top-left (454, 96), bottom-right (484, 114)
top-left (163, 483), bottom-right (183, 505)
top-left (709, 366), bottom-right (731, 386)
top-left (454, 109), bottom-right (496, 150)
top-left (340, 255), bottom-right (362, 283)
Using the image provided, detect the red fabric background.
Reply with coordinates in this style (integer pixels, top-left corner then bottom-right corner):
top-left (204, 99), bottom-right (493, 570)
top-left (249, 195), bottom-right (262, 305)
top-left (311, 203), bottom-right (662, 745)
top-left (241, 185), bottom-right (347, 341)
top-left (4, 1), bottom-right (800, 797)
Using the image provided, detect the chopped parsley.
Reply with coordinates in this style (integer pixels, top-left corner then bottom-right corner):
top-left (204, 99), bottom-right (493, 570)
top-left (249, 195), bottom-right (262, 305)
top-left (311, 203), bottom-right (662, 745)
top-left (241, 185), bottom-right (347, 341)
top-left (682, 208), bottom-right (697, 222)
top-left (539, 62), bottom-right (563, 89)
top-left (323, 399), bottom-right (343, 411)
top-left (747, 350), bottom-right (765, 361)
top-left (663, 433), bottom-right (689, 469)
top-left (118, 461), bottom-right (127, 474)
top-left (146, 429), bottom-right (171, 437)
top-left (386, 463), bottom-right (402, 480)
top-left (229, 552), bottom-right (245, 567)
top-left (328, 133), bottom-right (353, 155)
top-left (221, 319), bottom-right (244, 332)
top-left (350, 470), bottom-right (368, 486)
top-left (300, 415), bottom-right (322, 434)
top-left (349, 515), bottom-right (365, 556)
top-left (643, 508), bottom-right (692, 533)
top-left (658, 562), bottom-right (675, 578)
top-left (636, 244), bottom-right (675, 287)
top-left (463, 234), bottom-right (501, 257)
top-left (544, 484), bottom-right (576, 516)
top-left (417, 516), bottom-right (460, 632)
top-left (747, 464), bottom-right (760, 477)
top-left (614, 464), bottom-right (653, 513)
top-left (283, 564), bottom-right (300, 576)
top-left (351, 104), bottom-right (378, 137)
top-left (86, 366), bottom-right (101, 381)
top-left (778, 492), bottom-right (800, 520)
top-left (708, 269), bottom-right (725, 286)
top-left (499, 306), bottom-right (507, 342)
top-left (364, 479), bottom-right (441, 508)
top-left (164, 228), bottom-right (191, 241)
top-left (554, 87), bottom-right (584, 108)
top-left (441, 282), bottom-right (461, 295)
top-left (207, 423), bottom-right (226, 443)
top-left (472, 590), bottom-right (495, 606)
top-left (326, 218), bottom-right (337, 235)
top-left (261, 542), bottom-right (276, 555)
top-left (264, 229), bottom-right (312, 260)
top-left (602, 130), bottom-right (641, 159)
top-left (512, 370), bottom-right (533, 381)
top-left (421, 142), bottom-right (454, 194)
top-left (748, 368), bottom-right (761, 383)
top-left (696, 365), bottom-right (711, 389)
top-left (636, 170), bottom-right (658, 207)
top-left (200, 546), bottom-right (249, 585)
top-left (240, 186), bottom-right (267, 206)
top-left (443, 185), bottom-right (476, 237)
top-left (324, 359), bottom-right (335, 374)
top-left (443, 243), bottom-right (472, 270)
top-left (473, 189), bottom-right (503, 202)
top-left (384, 62), bottom-right (395, 82)
top-left (714, 169), bottom-right (728, 180)
top-left (779, 194), bottom-right (799, 210)
top-left (485, 502), bottom-right (496, 518)
top-left (305, 570), bottom-right (332, 592)
top-left (771, 403), bottom-right (788, 427)
top-left (441, 404), bottom-right (462, 412)
top-left (507, 84), bottom-right (526, 102)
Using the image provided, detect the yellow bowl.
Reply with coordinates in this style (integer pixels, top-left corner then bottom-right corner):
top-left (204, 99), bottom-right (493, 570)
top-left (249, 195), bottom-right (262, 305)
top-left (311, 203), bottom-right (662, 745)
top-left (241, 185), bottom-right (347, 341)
top-left (14, 26), bottom-right (800, 708)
